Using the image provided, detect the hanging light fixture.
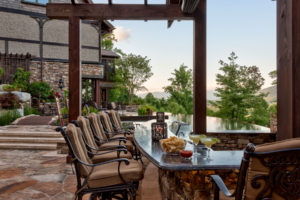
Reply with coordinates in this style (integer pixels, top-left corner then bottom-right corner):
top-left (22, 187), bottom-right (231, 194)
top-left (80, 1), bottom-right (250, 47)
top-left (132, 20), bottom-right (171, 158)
top-left (58, 78), bottom-right (64, 90)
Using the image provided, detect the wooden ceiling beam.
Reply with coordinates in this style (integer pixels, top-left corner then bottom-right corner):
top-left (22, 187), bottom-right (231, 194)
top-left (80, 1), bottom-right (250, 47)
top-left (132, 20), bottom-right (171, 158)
top-left (46, 4), bottom-right (194, 20)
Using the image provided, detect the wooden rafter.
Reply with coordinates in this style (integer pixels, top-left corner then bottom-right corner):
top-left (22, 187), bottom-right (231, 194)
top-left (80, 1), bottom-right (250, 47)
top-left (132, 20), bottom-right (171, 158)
top-left (48, 1), bottom-right (206, 135)
top-left (46, 4), bottom-right (194, 20)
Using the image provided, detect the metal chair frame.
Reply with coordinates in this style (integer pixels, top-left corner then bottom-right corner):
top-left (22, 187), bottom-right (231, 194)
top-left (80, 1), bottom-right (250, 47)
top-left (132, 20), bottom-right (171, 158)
top-left (57, 127), bottom-right (139, 200)
top-left (210, 143), bottom-right (300, 200)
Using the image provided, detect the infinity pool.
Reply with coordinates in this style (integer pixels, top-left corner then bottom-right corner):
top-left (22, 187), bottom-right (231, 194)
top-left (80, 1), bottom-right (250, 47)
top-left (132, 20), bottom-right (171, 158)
top-left (168, 115), bottom-right (271, 134)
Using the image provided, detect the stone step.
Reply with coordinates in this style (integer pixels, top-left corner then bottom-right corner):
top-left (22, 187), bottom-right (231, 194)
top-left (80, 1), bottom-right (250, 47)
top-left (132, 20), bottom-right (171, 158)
top-left (0, 143), bottom-right (57, 150)
top-left (0, 137), bottom-right (65, 144)
top-left (0, 132), bottom-right (61, 138)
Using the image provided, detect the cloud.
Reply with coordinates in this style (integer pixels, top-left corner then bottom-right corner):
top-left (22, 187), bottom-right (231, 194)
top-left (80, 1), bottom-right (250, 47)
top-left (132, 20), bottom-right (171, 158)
top-left (113, 26), bottom-right (131, 42)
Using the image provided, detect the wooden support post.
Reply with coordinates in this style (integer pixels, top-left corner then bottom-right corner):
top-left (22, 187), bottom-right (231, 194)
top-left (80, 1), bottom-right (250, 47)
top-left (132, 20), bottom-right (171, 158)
top-left (193, 0), bottom-right (206, 134)
top-left (277, 0), bottom-right (300, 140)
top-left (69, 16), bottom-right (81, 122)
top-left (95, 80), bottom-right (101, 106)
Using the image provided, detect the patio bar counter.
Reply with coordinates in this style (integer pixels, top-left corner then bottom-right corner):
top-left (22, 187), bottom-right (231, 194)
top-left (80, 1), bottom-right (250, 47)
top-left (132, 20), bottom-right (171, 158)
top-left (133, 120), bottom-right (243, 200)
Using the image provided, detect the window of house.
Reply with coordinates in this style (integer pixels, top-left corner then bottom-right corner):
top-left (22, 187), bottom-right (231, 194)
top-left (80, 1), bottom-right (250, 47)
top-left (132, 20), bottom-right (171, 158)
top-left (22, 0), bottom-right (50, 5)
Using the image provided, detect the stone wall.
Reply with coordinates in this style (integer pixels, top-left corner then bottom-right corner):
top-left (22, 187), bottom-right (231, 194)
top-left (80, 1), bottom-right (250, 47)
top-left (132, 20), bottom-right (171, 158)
top-left (206, 132), bottom-right (276, 150)
top-left (159, 169), bottom-right (238, 200)
top-left (30, 61), bottom-right (104, 95)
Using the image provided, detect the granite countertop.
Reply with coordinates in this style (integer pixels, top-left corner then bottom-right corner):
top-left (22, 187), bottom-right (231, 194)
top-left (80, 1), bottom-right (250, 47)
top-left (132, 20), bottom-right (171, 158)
top-left (134, 120), bottom-right (244, 171)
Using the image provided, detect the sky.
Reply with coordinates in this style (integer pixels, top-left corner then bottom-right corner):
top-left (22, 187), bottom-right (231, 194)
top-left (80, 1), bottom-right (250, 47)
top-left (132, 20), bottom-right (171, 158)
top-left (95, 0), bottom-right (277, 93)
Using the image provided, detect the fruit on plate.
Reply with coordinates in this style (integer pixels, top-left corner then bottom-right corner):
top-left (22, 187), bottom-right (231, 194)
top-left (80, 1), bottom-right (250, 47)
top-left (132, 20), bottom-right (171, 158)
top-left (180, 150), bottom-right (193, 158)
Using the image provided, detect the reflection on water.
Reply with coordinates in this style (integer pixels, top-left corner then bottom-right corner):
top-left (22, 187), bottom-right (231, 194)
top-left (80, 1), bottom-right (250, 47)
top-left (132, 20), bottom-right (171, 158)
top-left (169, 114), bottom-right (270, 134)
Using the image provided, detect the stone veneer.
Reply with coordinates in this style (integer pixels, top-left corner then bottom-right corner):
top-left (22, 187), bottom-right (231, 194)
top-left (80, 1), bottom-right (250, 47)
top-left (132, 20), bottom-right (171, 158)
top-left (30, 61), bottom-right (104, 96)
top-left (158, 133), bottom-right (276, 200)
top-left (159, 169), bottom-right (239, 200)
top-left (206, 132), bottom-right (276, 150)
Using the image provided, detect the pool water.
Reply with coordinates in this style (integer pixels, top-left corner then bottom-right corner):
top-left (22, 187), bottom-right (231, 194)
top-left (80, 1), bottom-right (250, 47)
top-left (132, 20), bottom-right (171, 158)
top-left (168, 114), bottom-right (271, 134)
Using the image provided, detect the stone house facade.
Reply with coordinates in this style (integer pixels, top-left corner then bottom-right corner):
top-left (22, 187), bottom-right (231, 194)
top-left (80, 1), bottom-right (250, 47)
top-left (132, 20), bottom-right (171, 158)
top-left (0, 0), bottom-right (118, 107)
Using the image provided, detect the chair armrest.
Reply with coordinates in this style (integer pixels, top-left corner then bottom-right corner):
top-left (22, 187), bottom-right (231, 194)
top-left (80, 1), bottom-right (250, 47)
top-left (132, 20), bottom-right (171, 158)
top-left (95, 135), bottom-right (126, 144)
top-left (108, 137), bottom-right (127, 142)
top-left (210, 175), bottom-right (235, 199)
top-left (76, 157), bottom-right (130, 167)
top-left (88, 148), bottom-right (128, 156)
top-left (97, 145), bottom-right (127, 151)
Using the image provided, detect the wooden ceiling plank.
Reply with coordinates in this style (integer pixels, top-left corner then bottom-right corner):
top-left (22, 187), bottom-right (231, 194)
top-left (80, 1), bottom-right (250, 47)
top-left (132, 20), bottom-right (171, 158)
top-left (46, 4), bottom-right (194, 20)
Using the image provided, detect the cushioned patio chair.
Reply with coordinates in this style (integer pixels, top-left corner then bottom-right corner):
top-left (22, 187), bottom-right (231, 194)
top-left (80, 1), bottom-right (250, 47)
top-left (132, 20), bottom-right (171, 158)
top-left (99, 111), bottom-right (133, 142)
top-left (210, 138), bottom-right (300, 200)
top-left (109, 110), bottom-right (135, 133)
top-left (99, 111), bottom-right (142, 160)
top-left (87, 113), bottom-right (135, 153)
top-left (75, 116), bottom-right (133, 163)
top-left (57, 124), bottom-right (143, 200)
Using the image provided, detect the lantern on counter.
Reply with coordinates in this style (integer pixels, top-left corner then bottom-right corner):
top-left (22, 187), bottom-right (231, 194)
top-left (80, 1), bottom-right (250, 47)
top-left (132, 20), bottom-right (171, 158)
top-left (151, 122), bottom-right (167, 141)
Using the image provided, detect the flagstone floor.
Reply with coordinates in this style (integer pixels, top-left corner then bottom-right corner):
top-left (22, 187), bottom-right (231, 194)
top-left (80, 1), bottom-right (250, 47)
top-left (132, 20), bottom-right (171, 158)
top-left (0, 150), bottom-right (231, 200)
top-left (0, 150), bottom-right (162, 200)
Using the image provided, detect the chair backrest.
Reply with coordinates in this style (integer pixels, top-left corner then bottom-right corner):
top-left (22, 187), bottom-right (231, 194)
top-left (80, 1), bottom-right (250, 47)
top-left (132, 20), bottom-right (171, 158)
top-left (65, 124), bottom-right (92, 177)
top-left (236, 138), bottom-right (300, 200)
top-left (77, 116), bottom-right (98, 149)
top-left (110, 110), bottom-right (122, 129)
top-left (96, 113), bottom-right (109, 137)
top-left (99, 111), bottom-right (114, 133)
top-left (88, 113), bottom-right (108, 141)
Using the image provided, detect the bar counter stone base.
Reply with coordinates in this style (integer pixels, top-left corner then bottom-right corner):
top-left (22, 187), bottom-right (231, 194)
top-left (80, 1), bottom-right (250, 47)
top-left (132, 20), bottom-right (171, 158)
top-left (159, 168), bottom-right (238, 200)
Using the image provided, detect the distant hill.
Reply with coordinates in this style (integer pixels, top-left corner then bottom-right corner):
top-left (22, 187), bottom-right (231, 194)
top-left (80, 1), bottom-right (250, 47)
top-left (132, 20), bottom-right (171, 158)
top-left (137, 92), bottom-right (170, 99)
top-left (260, 85), bottom-right (277, 103)
top-left (137, 85), bottom-right (277, 103)
top-left (137, 90), bottom-right (217, 100)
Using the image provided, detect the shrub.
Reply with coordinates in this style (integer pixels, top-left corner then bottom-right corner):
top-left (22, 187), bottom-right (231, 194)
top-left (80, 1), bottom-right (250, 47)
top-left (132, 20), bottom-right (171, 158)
top-left (24, 105), bottom-right (40, 115)
top-left (167, 102), bottom-right (187, 115)
top-left (82, 106), bottom-right (88, 116)
top-left (29, 81), bottom-right (52, 100)
top-left (61, 106), bottom-right (68, 115)
top-left (89, 106), bottom-right (98, 114)
top-left (138, 106), bottom-right (147, 116)
top-left (0, 68), bottom-right (3, 78)
top-left (3, 84), bottom-right (19, 92)
top-left (137, 105), bottom-right (154, 116)
top-left (0, 110), bottom-right (21, 126)
top-left (13, 68), bottom-right (31, 92)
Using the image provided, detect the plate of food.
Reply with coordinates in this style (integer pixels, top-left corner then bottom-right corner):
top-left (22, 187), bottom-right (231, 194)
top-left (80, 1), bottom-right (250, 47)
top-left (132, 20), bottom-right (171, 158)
top-left (160, 136), bottom-right (186, 155)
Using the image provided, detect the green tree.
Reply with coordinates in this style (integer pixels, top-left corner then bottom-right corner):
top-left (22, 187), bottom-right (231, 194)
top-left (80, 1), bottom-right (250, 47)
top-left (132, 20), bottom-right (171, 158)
top-left (102, 33), bottom-right (117, 50)
top-left (115, 53), bottom-right (153, 104)
top-left (13, 68), bottom-right (31, 91)
top-left (164, 64), bottom-right (193, 114)
top-left (269, 70), bottom-right (277, 85)
top-left (29, 81), bottom-right (52, 100)
top-left (145, 93), bottom-right (156, 104)
top-left (0, 68), bottom-right (3, 78)
top-left (211, 52), bottom-right (267, 121)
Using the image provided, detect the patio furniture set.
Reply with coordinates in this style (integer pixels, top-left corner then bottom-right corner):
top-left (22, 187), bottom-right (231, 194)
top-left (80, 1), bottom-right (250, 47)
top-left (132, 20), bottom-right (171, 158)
top-left (57, 110), bottom-right (300, 200)
top-left (57, 110), bottom-right (143, 200)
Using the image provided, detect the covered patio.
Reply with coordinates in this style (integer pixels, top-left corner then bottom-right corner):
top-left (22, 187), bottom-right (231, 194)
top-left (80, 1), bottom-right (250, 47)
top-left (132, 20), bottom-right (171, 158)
top-left (42, 0), bottom-right (300, 199)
